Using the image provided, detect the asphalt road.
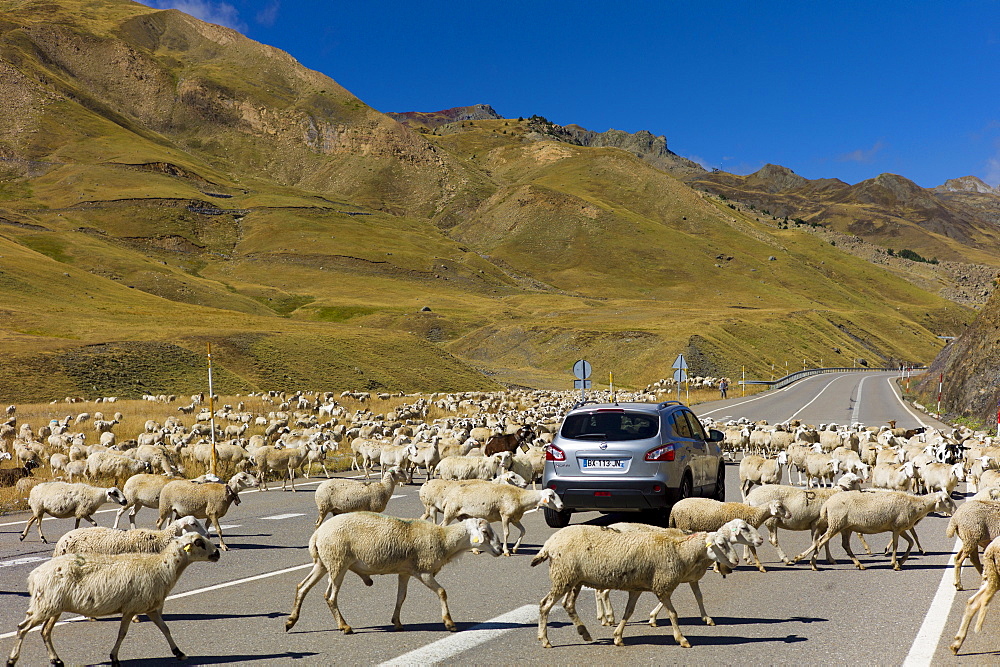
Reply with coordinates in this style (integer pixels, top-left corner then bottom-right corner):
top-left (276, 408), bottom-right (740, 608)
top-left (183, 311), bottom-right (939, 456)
top-left (0, 371), bottom-right (993, 665)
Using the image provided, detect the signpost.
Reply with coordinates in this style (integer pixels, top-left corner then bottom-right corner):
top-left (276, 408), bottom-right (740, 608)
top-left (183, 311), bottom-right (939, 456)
top-left (573, 360), bottom-right (592, 401)
top-left (672, 354), bottom-right (688, 403)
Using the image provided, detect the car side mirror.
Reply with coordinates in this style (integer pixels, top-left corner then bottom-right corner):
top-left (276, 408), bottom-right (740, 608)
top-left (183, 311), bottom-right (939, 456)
top-left (707, 429), bottom-right (725, 443)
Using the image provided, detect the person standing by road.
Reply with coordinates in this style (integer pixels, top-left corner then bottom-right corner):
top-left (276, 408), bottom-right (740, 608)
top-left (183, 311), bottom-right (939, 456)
top-left (719, 377), bottom-right (729, 399)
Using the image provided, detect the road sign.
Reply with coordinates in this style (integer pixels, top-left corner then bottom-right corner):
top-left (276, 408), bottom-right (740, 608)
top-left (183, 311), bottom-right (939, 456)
top-left (573, 379), bottom-right (592, 389)
top-left (573, 360), bottom-right (592, 380)
top-left (673, 368), bottom-right (688, 383)
top-left (672, 354), bottom-right (688, 370)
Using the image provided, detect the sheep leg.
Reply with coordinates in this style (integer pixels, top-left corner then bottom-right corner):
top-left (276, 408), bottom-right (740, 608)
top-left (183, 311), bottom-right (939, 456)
top-left (315, 508), bottom-right (327, 528)
top-left (113, 504), bottom-right (129, 530)
top-left (538, 583), bottom-right (573, 648)
top-left (951, 576), bottom-right (999, 654)
top-left (109, 613), bottom-right (137, 666)
top-left (747, 544), bottom-right (767, 573)
top-left (842, 531), bottom-right (866, 570)
top-left (594, 589), bottom-right (615, 626)
top-left (766, 521), bottom-right (792, 564)
top-left (391, 575), bottom-right (410, 630)
top-left (7, 611), bottom-right (55, 666)
top-left (285, 561), bottom-right (328, 632)
top-left (954, 543), bottom-right (969, 591)
top-left (909, 527), bottom-right (925, 555)
top-left (563, 583), bottom-right (593, 643)
top-left (652, 589), bottom-right (690, 648)
top-left (510, 520), bottom-right (527, 554)
top-left (613, 591), bottom-right (641, 646)
top-left (896, 530), bottom-right (915, 569)
top-left (856, 533), bottom-right (873, 556)
top-left (415, 572), bottom-right (456, 632)
top-left (209, 515), bottom-right (230, 551)
top-left (688, 580), bottom-right (715, 626)
top-left (81, 514), bottom-right (98, 527)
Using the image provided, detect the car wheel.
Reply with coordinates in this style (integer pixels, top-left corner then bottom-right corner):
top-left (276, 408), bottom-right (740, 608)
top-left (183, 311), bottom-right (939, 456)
top-left (678, 472), bottom-right (693, 502)
top-left (544, 506), bottom-right (572, 528)
top-left (713, 463), bottom-right (726, 501)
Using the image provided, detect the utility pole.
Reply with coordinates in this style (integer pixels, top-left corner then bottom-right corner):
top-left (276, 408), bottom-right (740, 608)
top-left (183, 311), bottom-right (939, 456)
top-left (207, 342), bottom-right (217, 477)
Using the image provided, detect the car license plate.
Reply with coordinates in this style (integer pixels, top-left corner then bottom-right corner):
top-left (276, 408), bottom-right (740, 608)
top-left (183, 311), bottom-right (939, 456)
top-left (582, 458), bottom-right (626, 469)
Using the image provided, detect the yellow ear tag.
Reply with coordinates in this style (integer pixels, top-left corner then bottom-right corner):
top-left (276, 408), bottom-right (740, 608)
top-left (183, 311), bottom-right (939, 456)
top-left (472, 535), bottom-right (482, 544)
top-left (184, 544), bottom-right (193, 553)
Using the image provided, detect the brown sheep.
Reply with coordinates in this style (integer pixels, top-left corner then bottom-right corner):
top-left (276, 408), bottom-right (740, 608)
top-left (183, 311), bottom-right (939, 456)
top-left (483, 425), bottom-right (534, 457)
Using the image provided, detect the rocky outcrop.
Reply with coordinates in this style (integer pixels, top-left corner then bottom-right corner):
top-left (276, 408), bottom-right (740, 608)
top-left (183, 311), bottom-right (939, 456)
top-left (387, 104), bottom-right (503, 129)
top-left (935, 176), bottom-right (999, 195)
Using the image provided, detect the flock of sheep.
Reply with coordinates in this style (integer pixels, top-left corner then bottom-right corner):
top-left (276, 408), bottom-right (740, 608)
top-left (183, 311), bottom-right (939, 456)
top-left (2, 389), bottom-right (1000, 662)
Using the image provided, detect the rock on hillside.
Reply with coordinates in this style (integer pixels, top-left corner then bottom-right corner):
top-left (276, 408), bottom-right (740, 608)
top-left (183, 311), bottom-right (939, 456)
top-left (917, 285), bottom-right (1000, 426)
top-left (387, 104), bottom-right (503, 129)
top-left (935, 176), bottom-right (999, 195)
top-left (524, 116), bottom-right (705, 176)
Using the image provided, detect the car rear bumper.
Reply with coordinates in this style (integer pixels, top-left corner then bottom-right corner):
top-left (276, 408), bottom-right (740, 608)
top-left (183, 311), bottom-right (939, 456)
top-left (546, 478), bottom-right (670, 510)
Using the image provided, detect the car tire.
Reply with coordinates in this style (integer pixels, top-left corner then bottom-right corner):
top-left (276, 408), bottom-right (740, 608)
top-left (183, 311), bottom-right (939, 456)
top-left (678, 472), bottom-right (693, 502)
top-left (712, 463), bottom-right (726, 501)
top-left (544, 507), bottom-right (572, 528)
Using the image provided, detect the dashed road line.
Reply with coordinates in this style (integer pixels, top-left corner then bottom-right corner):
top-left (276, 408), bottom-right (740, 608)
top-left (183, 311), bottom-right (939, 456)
top-left (0, 562), bottom-right (314, 641)
top-left (0, 556), bottom-right (47, 569)
top-left (378, 604), bottom-right (538, 666)
top-left (259, 513), bottom-right (305, 520)
top-left (783, 375), bottom-right (846, 422)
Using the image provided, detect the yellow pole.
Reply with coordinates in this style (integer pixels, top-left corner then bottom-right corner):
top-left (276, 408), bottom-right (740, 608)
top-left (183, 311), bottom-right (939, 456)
top-left (207, 342), bottom-right (217, 477)
top-left (609, 372), bottom-right (614, 402)
top-left (742, 365), bottom-right (746, 396)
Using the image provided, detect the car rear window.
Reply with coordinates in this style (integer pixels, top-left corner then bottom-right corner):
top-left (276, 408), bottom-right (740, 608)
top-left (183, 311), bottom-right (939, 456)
top-left (560, 412), bottom-right (659, 441)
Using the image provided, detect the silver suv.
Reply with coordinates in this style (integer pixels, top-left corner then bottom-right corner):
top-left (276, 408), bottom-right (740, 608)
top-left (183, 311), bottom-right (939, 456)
top-left (542, 401), bottom-right (725, 527)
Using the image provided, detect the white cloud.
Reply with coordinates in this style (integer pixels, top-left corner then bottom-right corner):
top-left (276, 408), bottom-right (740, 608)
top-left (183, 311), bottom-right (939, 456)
top-left (837, 140), bottom-right (886, 164)
top-left (985, 156), bottom-right (1000, 188)
top-left (255, 0), bottom-right (280, 26)
top-left (145, 0), bottom-right (244, 30)
top-left (685, 154), bottom-right (719, 171)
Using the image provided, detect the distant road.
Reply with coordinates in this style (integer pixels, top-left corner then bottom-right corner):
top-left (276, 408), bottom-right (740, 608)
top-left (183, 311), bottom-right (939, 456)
top-left (0, 372), bottom-right (980, 665)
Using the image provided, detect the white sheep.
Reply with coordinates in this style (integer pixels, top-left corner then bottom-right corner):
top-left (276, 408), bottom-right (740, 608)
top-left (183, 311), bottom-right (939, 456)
top-left (112, 473), bottom-right (179, 530)
top-left (284, 511), bottom-right (502, 634)
top-left (745, 472), bottom-right (863, 565)
top-left (53, 515), bottom-right (208, 556)
top-left (439, 481), bottom-right (564, 555)
top-left (5, 532), bottom-right (220, 666)
top-left (531, 522), bottom-right (741, 648)
top-left (19, 482), bottom-right (127, 543)
top-left (946, 499), bottom-right (1000, 590)
top-left (86, 450), bottom-right (149, 482)
top-left (313, 467), bottom-right (407, 527)
top-left (418, 474), bottom-right (526, 523)
top-left (668, 497), bottom-right (791, 572)
top-left (156, 471), bottom-right (258, 550)
top-left (435, 451), bottom-right (512, 480)
top-left (871, 460), bottom-right (915, 491)
top-left (793, 489), bottom-right (957, 570)
top-left (739, 451), bottom-right (787, 499)
top-left (917, 461), bottom-right (965, 497)
top-left (592, 519), bottom-right (764, 628)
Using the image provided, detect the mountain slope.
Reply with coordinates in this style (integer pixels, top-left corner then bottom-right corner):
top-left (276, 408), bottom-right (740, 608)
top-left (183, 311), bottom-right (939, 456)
top-left (0, 0), bottom-right (977, 399)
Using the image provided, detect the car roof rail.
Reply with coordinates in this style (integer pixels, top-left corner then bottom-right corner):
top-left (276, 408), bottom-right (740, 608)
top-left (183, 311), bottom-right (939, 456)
top-left (657, 400), bottom-right (685, 409)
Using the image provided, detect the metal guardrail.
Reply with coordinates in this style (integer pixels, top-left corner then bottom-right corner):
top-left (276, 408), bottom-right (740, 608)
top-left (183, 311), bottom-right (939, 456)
top-left (739, 366), bottom-right (925, 391)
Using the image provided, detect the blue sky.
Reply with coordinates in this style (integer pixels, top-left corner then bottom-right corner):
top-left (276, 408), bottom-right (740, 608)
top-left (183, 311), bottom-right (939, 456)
top-left (146, 1), bottom-right (1000, 188)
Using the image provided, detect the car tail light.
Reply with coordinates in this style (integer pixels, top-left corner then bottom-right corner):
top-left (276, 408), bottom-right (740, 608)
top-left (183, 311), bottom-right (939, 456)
top-left (596, 408), bottom-right (624, 413)
top-left (545, 444), bottom-right (566, 461)
top-left (645, 444), bottom-right (675, 461)
top-left (594, 491), bottom-right (611, 497)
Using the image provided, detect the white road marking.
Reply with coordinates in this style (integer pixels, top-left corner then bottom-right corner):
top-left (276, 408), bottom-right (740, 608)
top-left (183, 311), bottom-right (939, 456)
top-left (0, 556), bottom-right (47, 568)
top-left (0, 507), bottom-right (120, 528)
top-left (209, 524), bottom-right (240, 533)
top-left (783, 375), bottom-right (847, 422)
top-left (902, 539), bottom-right (961, 666)
top-left (378, 604), bottom-right (538, 666)
top-left (886, 377), bottom-right (928, 427)
top-left (390, 495), bottom-right (404, 499)
top-left (850, 374), bottom-right (870, 426)
top-left (260, 513), bottom-right (305, 520)
top-left (0, 563), bottom-right (314, 640)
